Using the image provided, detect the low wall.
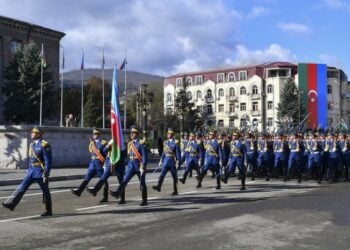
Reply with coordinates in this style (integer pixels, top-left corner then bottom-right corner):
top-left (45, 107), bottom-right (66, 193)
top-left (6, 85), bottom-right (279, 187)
top-left (0, 125), bottom-right (130, 169)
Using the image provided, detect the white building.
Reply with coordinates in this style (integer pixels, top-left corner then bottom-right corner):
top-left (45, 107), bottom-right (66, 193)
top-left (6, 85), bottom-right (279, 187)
top-left (164, 61), bottom-right (350, 131)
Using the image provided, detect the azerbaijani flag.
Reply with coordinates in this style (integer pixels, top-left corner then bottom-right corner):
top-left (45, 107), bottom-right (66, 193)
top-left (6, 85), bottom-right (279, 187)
top-left (298, 63), bottom-right (327, 129)
top-left (110, 67), bottom-right (125, 164)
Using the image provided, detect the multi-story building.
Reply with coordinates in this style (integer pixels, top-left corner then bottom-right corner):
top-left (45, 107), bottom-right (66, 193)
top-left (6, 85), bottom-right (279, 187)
top-left (0, 15), bottom-right (65, 122)
top-left (164, 61), bottom-right (350, 131)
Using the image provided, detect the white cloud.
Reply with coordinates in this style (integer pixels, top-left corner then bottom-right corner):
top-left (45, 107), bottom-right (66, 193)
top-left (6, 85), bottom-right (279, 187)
top-left (318, 54), bottom-right (343, 68)
top-left (277, 22), bottom-right (311, 35)
top-left (247, 6), bottom-right (271, 18)
top-left (227, 44), bottom-right (297, 66)
top-left (323, 0), bottom-right (350, 11)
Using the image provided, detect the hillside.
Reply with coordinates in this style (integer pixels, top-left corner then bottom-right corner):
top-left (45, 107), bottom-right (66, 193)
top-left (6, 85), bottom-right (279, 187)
top-left (63, 68), bottom-right (164, 92)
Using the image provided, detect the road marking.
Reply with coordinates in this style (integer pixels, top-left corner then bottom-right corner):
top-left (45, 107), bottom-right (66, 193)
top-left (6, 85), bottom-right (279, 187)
top-left (75, 205), bottom-right (109, 211)
top-left (0, 214), bottom-right (40, 223)
top-left (180, 191), bottom-right (198, 195)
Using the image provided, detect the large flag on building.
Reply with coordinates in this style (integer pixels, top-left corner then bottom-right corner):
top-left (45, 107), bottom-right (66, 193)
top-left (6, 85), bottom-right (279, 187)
top-left (110, 67), bottom-right (125, 164)
top-left (298, 63), bottom-right (327, 129)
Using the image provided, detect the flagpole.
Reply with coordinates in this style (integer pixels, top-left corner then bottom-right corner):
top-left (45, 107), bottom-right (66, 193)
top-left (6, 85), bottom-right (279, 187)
top-left (39, 43), bottom-right (44, 126)
top-left (60, 45), bottom-right (64, 127)
top-left (102, 48), bottom-right (105, 129)
top-left (124, 50), bottom-right (127, 129)
top-left (81, 48), bottom-right (84, 127)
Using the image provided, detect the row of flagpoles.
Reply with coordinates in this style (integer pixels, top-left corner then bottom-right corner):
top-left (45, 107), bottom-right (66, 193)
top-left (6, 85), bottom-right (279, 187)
top-left (39, 43), bottom-right (128, 129)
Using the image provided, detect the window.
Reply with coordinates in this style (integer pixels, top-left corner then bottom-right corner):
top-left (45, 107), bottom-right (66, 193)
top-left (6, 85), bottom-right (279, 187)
top-left (166, 93), bottom-right (172, 101)
top-left (196, 90), bottom-right (202, 99)
top-left (166, 108), bottom-right (172, 114)
top-left (207, 105), bottom-right (213, 114)
top-left (195, 76), bottom-right (203, 85)
top-left (267, 118), bottom-right (273, 127)
top-left (229, 104), bottom-right (235, 112)
top-left (267, 101), bottom-right (273, 110)
top-left (268, 70), bottom-right (277, 77)
top-left (240, 103), bottom-right (246, 111)
top-left (186, 91), bottom-right (192, 100)
top-left (267, 84), bottom-right (273, 94)
top-left (218, 88), bottom-right (224, 97)
top-left (252, 102), bottom-right (259, 111)
top-left (239, 71), bottom-right (247, 81)
top-left (327, 71), bottom-right (339, 79)
top-left (176, 78), bottom-right (183, 87)
top-left (229, 87), bottom-right (235, 97)
top-left (228, 73), bottom-right (235, 82)
top-left (240, 86), bottom-right (247, 95)
top-left (217, 73), bottom-right (225, 83)
top-left (10, 39), bottom-right (22, 53)
top-left (278, 69), bottom-right (288, 77)
top-left (229, 119), bottom-right (235, 127)
top-left (218, 104), bottom-right (224, 112)
top-left (218, 120), bottom-right (224, 127)
top-left (327, 85), bottom-right (332, 94)
top-left (207, 89), bottom-right (213, 98)
top-left (252, 85), bottom-right (258, 95)
top-left (186, 77), bottom-right (192, 86)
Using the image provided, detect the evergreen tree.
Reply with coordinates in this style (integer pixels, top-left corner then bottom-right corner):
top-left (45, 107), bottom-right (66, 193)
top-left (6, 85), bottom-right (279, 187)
top-left (2, 42), bottom-right (57, 124)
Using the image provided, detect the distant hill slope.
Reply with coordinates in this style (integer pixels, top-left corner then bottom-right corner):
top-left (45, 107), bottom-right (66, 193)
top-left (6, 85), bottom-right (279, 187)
top-left (63, 68), bottom-right (164, 92)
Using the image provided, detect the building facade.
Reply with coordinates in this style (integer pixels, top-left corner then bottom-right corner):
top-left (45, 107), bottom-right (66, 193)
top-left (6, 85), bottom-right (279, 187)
top-left (164, 61), bottom-right (350, 131)
top-left (0, 15), bottom-right (65, 122)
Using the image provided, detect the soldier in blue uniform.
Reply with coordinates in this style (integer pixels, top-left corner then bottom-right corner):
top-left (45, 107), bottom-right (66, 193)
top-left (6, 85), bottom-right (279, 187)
top-left (342, 134), bottom-right (350, 181)
top-left (179, 132), bottom-right (203, 185)
top-left (2, 127), bottom-right (52, 216)
top-left (257, 133), bottom-right (273, 181)
top-left (71, 128), bottom-right (107, 197)
top-left (222, 132), bottom-right (246, 190)
top-left (286, 133), bottom-right (303, 183)
top-left (196, 130), bottom-right (223, 189)
top-left (273, 133), bottom-right (289, 179)
top-left (306, 132), bottom-right (323, 183)
top-left (153, 128), bottom-right (181, 195)
top-left (325, 133), bottom-right (341, 182)
top-left (110, 126), bottom-right (148, 206)
top-left (245, 133), bottom-right (258, 180)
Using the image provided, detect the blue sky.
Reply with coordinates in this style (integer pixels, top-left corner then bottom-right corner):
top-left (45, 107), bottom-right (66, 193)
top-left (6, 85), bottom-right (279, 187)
top-left (0, 0), bottom-right (349, 77)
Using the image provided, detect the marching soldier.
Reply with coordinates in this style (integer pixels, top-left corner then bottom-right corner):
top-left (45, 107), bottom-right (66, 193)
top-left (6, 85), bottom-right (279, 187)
top-left (222, 131), bottom-right (246, 190)
top-left (325, 133), bottom-right (341, 182)
top-left (196, 130), bottom-right (223, 189)
top-left (286, 133), bottom-right (303, 183)
top-left (71, 128), bottom-right (107, 197)
top-left (342, 134), bottom-right (350, 181)
top-left (245, 132), bottom-right (258, 180)
top-left (2, 127), bottom-right (52, 216)
top-left (257, 133), bottom-right (273, 181)
top-left (306, 132), bottom-right (323, 183)
top-left (179, 132), bottom-right (203, 185)
top-left (153, 128), bottom-right (181, 195)
top-left (273, 133), bottom-right (289, 179)
top-left (110, 126), bottom-right (148, 206)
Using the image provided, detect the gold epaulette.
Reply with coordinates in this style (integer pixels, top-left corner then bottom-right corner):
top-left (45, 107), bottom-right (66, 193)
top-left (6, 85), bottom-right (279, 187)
top-left (175, 139), bottom-right (180, 144)
top-left (41, 140), bottom-right (50, 147)
top-left (101, 140), bottom-right (107, 145)
top-left (140, 139), bottom-right (146, 145)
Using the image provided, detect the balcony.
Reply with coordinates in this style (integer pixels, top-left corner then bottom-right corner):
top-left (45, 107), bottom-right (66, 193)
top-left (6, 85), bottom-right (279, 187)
top-left (227, 96), bottom-right (238, 102)
top-left (251, 94), bottom-right (261, 100)
top-left (225, 111), bottom-right (238, 118)
top-left (205, 97), bottom-right (214, 103)
top-left (166, 100), bottom-right (173, 106)
top-left (250, 110), bottom-right (261, 116)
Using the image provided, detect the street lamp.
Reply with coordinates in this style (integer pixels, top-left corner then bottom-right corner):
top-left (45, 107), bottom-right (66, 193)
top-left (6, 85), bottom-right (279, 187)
top-left (136, 84), bottom-right (154, 140)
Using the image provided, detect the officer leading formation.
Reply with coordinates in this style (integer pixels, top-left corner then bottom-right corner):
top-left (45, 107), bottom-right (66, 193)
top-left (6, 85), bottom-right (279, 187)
top-left (3, 126), bottom-right (350, 216)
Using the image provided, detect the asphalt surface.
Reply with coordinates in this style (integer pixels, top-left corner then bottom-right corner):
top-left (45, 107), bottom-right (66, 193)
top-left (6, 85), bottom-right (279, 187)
top-left (0, 172), bottom-right (349, 249)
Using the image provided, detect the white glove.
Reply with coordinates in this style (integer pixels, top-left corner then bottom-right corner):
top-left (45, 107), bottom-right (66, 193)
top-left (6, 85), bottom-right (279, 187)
top-left (158, 161), bottom-right (162, 167)
top-left (140, 163), bottom-right (145, 175)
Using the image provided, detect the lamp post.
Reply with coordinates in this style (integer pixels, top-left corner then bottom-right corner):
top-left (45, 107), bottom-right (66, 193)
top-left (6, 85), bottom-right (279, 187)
top-left (137, 84), bottom-right (154, 140)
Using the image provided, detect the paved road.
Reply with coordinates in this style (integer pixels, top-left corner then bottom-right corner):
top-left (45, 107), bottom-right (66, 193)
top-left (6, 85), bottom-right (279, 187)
top-left (0, 173), bottom-right (349, 249)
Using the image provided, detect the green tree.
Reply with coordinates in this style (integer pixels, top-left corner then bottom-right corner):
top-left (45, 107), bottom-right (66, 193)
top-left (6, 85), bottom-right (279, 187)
top-left (2, 42), bottom-right (57, 124)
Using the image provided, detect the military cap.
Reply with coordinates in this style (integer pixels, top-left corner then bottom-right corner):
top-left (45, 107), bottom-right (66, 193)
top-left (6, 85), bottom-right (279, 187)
top-left (93, 128), bottom-right (102, 134)
top-left (130, 125), bottom-right (140, 133)
top-left (184, 132), bottom-right (188, 136)
top-left (31, 127), bottom-right (44, 135)
top-left (195, 131), bottom-right (202, 137)
top-left (208, 130), bottom-right (216, 135)
top-left (167, 128), bottom-right (174, 134)
top-left (232, 131), bottom-right (240, 137)
top-left (189, 132), bottom-right (195, 137)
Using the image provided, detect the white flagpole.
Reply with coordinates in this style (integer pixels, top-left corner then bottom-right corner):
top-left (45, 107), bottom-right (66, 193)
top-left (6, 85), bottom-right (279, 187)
top-left (124, 50), bottom-right (127, 129)
top-left (102, 48), bottom-right (105, 129)
top-left (81, 48), bottom-right (84, 127)
top-left (60, 45), bottom-right (64, 127)
top-left (39, 43), bottom-right (44, 126)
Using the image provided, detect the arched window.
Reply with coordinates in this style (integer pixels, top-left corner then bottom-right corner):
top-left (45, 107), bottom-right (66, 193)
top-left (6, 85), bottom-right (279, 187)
top-left (207, 89), bottom-right (213, 98)
top-left (196, 90), bottom-right (202, 99)
top-left (252, 85), bottom-right (258, 95)
top-left (228, 73), bottom-right (235, 82)
top-left (267, 84), bottom-right (273, 94)
top-left (186, 91), bottom-right (192, 100)
top-left (218, 88), bottom-right (224, 97)
top-left (166, 93), bottom-right (172, 101)
top-left (327, 85), bottom-right (332, 94)
top-left (186, 77), bottom-right (192, 86)
top-left (240, 86), bottom-right (247, 95)
top-left (229, 87), bottom-right (235, 97)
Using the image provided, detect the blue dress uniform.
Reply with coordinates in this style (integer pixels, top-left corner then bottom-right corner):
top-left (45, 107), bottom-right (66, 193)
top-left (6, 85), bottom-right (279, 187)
top-left (245, 135), bottom-right (258, 180)
top-left (179, 133), bottom-right (203, 185)
top-left (71, 129), bottom-right (107, 197)
top-left (287, 135), bottom-right (303, 182)
top-left (257, 135), bottom-right (273, 181)
top-left (153, 129), bottom-right (181, 195)
top-left (222, 132), bottom-right (246, 190)
top-left (196, 131), bottom-right (223, 189)
top-left (325, 135), bottom-right (341, 182)
top-left (110, 126), bottom-right (148, 206)
top-left (2, 127), bottom-right (52, 216)
top-left (341, 136), bottom-right (350, 181)
top-left (273, 136), bottom-right (289, 179)
top-left (306, 135), bottom-right (323, 183)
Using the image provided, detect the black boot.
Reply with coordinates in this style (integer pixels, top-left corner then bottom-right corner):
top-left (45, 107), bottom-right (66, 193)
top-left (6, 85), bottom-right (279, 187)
top-left (86, 179), bottom-right (104, 197)
top-left (118, 191), bottom-right (126, 205)
top-left (189, 170), bottom-right (193, 178)
top-left (179, 172), bottom-right (188, 184)
top-left (152, 176), bottom-right (164, 192)
top-left (221, 171), bottom-right (228, 184)
top-left (71, 180), bottom-right (89, 197)
top-left (140, 187), bottom-right (148, 206)
top-left (2, 191), bottom-right (24, 211)
top-left (216, 176), bottom-right (221, 189)
top-left (240, 173), bottom-right (246, 191)
top-left (297, 173), bottom-right (302, 183)
top-left (196, 174), bottom-right (203, 188)
top-left (41, 193), bottom-right (52, 216)
top-left (99, 182), bottom-right (109, 203)
top-left (172, 182), bottom-right (178, 195)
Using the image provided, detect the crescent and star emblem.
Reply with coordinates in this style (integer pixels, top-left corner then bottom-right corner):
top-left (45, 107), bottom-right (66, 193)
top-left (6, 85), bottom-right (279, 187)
top-left (308, 90), bottom-right (318, 103)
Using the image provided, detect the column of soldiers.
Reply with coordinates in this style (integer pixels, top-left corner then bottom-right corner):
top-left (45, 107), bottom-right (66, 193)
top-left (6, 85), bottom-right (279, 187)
top-left (2, 126), bottom-right (350, 216)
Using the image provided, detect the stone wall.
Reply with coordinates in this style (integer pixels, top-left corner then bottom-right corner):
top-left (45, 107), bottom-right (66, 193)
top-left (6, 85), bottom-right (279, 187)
top-left (0, 126), bottom-right (130, 169)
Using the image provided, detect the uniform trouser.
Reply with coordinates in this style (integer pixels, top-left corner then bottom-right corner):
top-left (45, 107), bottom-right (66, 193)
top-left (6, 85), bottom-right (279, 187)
top-left (117, 163), bottom-right (146, 194)
top-left (344, 157), bottom-right (350, 179)
top-left (159, 164), bottom-right (178, 184)
top-left (184, 160), bottom-right (200, 176)
top-left (274, 153), bottom-right (287, 177)
top-left (95, 165), bottom-right (125, 200)
top-left (327, 154), bottom-right (340, 181)
top-left (308, 154), bottom-right (322, 181)
top-left (200, 163), bottom-right (221, 187)
top-left (288, 153), bottom-right (302, 178)
top-left (246, 153), bottom-right (257, 176)
top-left (258, 153), bottom-right (273, 177)
top-left (226, 157), bottom-right (245, 180)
